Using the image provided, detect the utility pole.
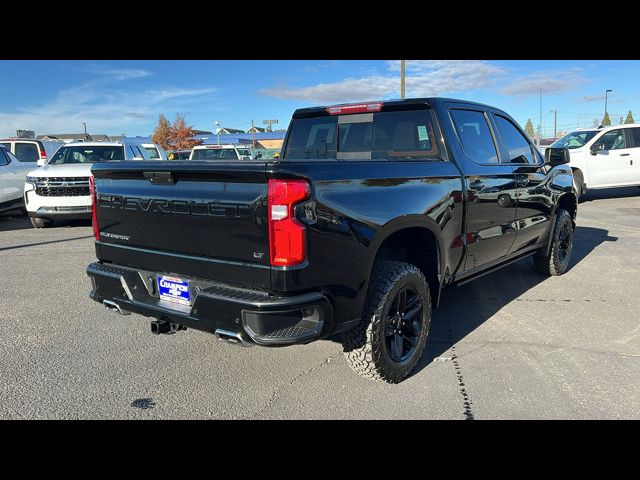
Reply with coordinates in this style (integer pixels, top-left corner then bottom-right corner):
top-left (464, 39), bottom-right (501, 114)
top-left (400, 60), bottom-right (405, 99)
top-left (251, 120), bottom-right (255, 148)
top-left (550, 109), bottom-right (557, 138)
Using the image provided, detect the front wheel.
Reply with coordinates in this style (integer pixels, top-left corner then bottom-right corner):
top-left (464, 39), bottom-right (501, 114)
top-left (342, 261), bottom-right (432, 383)
top-left (534, 209), bottom-right (574, 276)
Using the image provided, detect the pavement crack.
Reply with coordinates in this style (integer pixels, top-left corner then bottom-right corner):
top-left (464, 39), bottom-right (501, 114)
top-left (446, 317), bottom-right (475, 421)
top-left (248, 350), bottom-right (342, 419)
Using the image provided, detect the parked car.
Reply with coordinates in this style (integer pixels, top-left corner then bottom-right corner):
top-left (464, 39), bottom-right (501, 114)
top-left (167, 150), bottom-right (191, 160)
top-left (141, 143), bottom-right (168, 161)
top-left (24, 140), bottom-right (152, 228)
top-left (0, 144), bottom-right (33, 213)
top-left (550, 124), bottom-right (640, 198)
top-left (189, 144), bottom-right (259, 160)
top-left (86, 98), bottom-right (577, 383)
top-left (0, 138), bottom-right (64, 166)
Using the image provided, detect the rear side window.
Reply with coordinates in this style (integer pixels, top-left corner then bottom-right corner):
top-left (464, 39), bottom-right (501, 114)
top-left (284, 110), bottom-right (440, 160)
top-left (629, 128), bottom-right (640, 148)
top-left (450, 109), bottom-right (499, 164)
top-left (493, 114), bottom-right (534, 164)
top-left (14, 142), bottom-right (39, 162)
top-left (144, 146), bottom-right (160, 159)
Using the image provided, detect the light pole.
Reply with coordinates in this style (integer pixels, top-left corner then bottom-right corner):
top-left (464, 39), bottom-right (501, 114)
top-left (400, 60), bottom-right (405, 99)
top-left (215, 121), bottom-right (221, 145)
top-left (604, 89), bottom-right (612, 122)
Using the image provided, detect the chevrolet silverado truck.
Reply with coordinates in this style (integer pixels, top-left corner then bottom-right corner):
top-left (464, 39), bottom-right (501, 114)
top-left (86, 98), bottom-right (577, 383)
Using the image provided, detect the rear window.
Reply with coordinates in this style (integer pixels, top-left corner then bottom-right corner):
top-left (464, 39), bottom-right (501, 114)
top-left (144, 146), bottom-right (160, 159)
top-left (284, 110), bottom-right (441, 161)
top-left (191, 148), bottom-right (239, 160)
top-left (14, 142), bottom-right (39, 162)
top-left (49, 146), bottom-right (125, 164)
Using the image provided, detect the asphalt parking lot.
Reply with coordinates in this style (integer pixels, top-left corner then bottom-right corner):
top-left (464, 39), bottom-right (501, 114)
top-left (1, 187), bottom-right (639, 419)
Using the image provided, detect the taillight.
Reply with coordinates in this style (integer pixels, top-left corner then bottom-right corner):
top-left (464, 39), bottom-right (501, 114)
top-left (326, 102), bottom-right (383, 115)
top-left (89, 176), bottom-right (99, 241)
top-left (268, 179), bottom-right (310, 266)
top-left (39, 148), bottom-right (46, 159)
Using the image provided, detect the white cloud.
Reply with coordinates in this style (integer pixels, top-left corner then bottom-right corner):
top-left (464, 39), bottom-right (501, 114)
top-left (501, 70), bottom-right (586, 96)
top-left (0, 83), bottom-right (218, 136)
top-left (260, 60), bottom-right (506, 104)
top-left (84, 63), bottom-right (153, 80)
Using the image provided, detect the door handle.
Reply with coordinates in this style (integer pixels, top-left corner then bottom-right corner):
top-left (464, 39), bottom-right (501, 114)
top-left (620, 153), bottom-right (630, 156)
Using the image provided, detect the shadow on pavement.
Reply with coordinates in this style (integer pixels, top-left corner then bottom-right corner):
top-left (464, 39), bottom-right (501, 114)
top-left (415, 226), bottom-right (617, 377)
top-left (0, 213), bottom-right (32, 232)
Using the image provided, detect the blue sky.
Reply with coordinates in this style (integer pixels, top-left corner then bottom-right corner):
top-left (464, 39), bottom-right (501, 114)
top-left (1, 60), bottom-right (639, 139)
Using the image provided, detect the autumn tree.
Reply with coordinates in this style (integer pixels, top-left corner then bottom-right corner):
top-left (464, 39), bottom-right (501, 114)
top-left (170, 113), bottom-right (203, 151)
top-left (151, 114), bottom-right (172, 150)
top-left (524, 118), bottom-right (535, 138)
top-left (625, 110), bottom-right (635, 124)
top-left (602, 111), bottom-right (611, 126)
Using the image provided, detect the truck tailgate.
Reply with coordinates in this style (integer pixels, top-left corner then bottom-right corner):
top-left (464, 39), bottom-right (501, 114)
top-left (91, 161), bottom-right (271, 289)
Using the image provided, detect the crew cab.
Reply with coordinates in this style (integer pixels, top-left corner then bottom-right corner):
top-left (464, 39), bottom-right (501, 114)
top-left (0, 144), bottom-right (32, 214)
top-left (550, 124), bottom-right (640, 198)
top-left (86, 98), bottom-right (577, 383)
top-left (24, 140), bottom-right (152, 228)
top-left (189, 144), bottom-right (258, 160)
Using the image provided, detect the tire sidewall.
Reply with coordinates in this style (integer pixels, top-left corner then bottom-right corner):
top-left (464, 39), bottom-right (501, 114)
top-left (371, 270), bottom-right (431, 380)
top-left (551, 211), bottom-right (574, 273)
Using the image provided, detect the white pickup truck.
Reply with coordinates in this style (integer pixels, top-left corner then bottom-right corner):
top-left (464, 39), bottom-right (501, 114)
top-left (551, 124), bottom-right (640, 198)
top-left (24, 140), bottom-right (153, 228)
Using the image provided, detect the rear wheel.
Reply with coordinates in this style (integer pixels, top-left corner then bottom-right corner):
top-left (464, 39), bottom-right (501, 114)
top-left (342, 261), bottom-right (432, 383)
top-left (30, 217), bottom-right (53, 229)
top-left (534, 209), bottom-right (574, 276)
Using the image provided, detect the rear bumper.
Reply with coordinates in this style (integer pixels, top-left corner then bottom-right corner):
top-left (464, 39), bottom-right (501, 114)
top-left (86, 262), bottom-right (334, 346)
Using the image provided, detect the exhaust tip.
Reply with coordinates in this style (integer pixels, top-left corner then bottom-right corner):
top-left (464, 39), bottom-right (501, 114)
top-left (215, 329), bottom-right (253, 347)
top-left (103, 300), bottom-right (131, 315)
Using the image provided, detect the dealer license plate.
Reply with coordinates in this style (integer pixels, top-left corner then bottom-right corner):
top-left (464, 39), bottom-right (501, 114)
top-left (157, 275), bottom-right (191, 306)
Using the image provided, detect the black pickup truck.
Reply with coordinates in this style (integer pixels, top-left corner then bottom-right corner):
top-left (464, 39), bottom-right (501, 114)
top-left (87, 98), bottom-right (576, 383)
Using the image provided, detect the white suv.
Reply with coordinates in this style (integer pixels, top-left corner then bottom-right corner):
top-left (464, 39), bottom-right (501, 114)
top-left (0, 145), bottom-right (32, 214)
top-left (23, 140), bottom-right (152, 228)
top-left (551, 124), bottom-right (640, 198)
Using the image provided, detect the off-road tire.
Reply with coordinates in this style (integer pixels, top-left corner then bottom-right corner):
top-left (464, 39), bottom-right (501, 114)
top-left (342, 261), bottom-right (432, 383)
top-left (30, 217), bottom-right (52, 228)
top-left (534, 209), bottom-right (574, 276)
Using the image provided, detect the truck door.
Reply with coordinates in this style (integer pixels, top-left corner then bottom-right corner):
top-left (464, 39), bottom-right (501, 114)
top-left (626, 127), bottom-right (640, 185)
top-left (489, 112), bottom-right (551, 254)
top-left (449, 108), bottom-right (517, 271)
top-left (587, 128), bottom-right (634, 188)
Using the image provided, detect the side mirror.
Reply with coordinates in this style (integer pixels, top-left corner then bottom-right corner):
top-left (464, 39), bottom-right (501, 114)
top-left (255, 153), bottom-right (262, 159)
top-left (545, 147), bottom-right (570, 167)
top-left (36, 158), bottom-right (46, 167)
top-left (590, 143), bottom-right (605, 155)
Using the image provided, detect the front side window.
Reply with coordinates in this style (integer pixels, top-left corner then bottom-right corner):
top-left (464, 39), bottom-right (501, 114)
top-left (49, 146), bottom-right (125, 164)
top-left (0, 148), bottom-right (9, 166)
top-left (595, 130), bottom-right (626, 150)
top-left (493, 115), bottom-right (534, 164)
top-left (450, 109), bottom-right (499, 164)
top-left (14, 142), bottom-right (39, 162)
